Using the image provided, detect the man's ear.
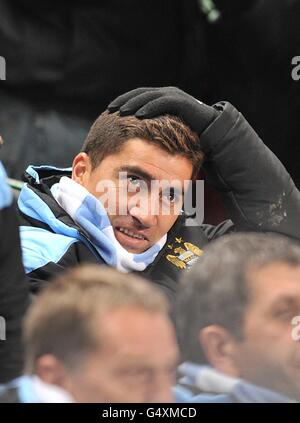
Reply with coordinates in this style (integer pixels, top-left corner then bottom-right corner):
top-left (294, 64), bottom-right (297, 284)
top-left (199, 325), bottom-right (241, 378)
top-left (72, 152), bottom-right (92, 186)
top-left (35, 354), bottom-right (70, 390)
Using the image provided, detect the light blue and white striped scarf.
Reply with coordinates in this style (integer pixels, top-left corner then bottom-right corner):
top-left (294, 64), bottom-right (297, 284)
top-left (51, 176), bottom-right (166, 273)
top-left (0, 162), bottom-right (13, 209)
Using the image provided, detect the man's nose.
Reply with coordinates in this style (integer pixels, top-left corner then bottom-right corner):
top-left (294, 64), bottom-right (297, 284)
top-left (129, 198), bottom-right (158, 228)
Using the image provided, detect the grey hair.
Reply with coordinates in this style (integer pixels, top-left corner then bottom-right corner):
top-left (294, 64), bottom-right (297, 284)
top-left (175, 232), bottom-right (300, 364)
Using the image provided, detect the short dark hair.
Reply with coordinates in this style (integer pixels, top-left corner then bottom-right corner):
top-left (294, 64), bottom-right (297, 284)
top-left (175, 232), bottom-right (300, 364)
top-left (82, 111), bottom-right (203, 177)
top-left (24, 265), bottom-right (168, 373)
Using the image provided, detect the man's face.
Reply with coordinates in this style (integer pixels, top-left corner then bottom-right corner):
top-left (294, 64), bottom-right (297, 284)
top-left (66, 307), bottom-right (179, 403)
top-left (72, 138), bottom-right (193, 253)
top-left (233, 262), bottom-right (300, 400)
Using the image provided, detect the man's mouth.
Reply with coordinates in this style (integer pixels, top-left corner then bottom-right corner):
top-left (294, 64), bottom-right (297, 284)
top-left (115, 226), bottom-right (149, 252)
top-left (117, 227), bottom-right (147, 240)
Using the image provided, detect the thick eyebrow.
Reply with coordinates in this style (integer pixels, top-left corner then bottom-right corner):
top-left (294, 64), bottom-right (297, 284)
top-left (263, 295), bottom-right (300, 317)
top-left (270, 296), bottom-right (299, 309)
top-left (115, 165), bottom-right (156, 184)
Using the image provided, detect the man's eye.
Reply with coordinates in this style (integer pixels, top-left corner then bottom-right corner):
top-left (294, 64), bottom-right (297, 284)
top-left (274, 309), bottom-right (295, 320)
top-left (167, 193), bottom-right (176, 203)
top-left (127, 175), bottom-right (142, 188)
top-left (162, 191), bottom-right (179, 203)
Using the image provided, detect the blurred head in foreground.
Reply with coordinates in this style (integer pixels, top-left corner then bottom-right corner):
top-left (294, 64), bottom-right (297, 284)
top-left (24, 265), bottom-right (178, 403)
top-left (176, 233), bottom-right (300, 401)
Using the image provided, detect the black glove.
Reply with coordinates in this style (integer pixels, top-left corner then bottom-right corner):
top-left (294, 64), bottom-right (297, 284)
top-left (108, 87), bottom-right (219, 135)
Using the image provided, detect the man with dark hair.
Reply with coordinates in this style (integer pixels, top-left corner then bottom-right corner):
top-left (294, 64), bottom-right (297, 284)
top-left (0, 265), bottom-right (178, 403)
top-left (18, 87), bottom-right (300, 301)
top-left (175, 233), bottom-right (300, 403)
top-left (82, 111), bottom-right (203, 175)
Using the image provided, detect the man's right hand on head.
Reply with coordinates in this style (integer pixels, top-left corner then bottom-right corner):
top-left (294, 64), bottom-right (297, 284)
top-left (108, 87), bottom-right (219, 136)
